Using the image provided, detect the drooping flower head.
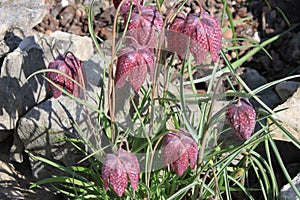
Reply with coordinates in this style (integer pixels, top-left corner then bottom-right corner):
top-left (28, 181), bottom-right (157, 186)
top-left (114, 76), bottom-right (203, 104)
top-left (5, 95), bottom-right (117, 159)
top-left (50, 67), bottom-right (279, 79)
top-left (47, 52), bottom-right (83, 98)
top-left (102, 149), bottom-right (140, 197)
top-left (115, 44), bottom-right (154, 92)
top-left (126, 5), bottom-right (163, 48)
top-left (226, 98), bottom-right (256, 139)
top-left (168, 10), bottom-right (222, 65)
top-left (161, 130), bottom-right (198, 176)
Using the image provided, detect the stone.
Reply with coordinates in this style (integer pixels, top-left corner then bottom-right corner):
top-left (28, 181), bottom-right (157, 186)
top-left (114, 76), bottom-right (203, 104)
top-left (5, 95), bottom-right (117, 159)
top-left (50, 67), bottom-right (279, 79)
top-left (275, 81), bottom-right (300, 101)
top-left (0, 0), bottom-right (47, 36)
top-left (0, 160), bottom-right (25, 199)
top-left (270, 87), bottom-right (300, 142)
top-left (0, 158), bottom-right (62, 200)
top-left (0, 41), bottom-right (48, 130)
top-left (0, 130), bottom-right (12, 143)
top-left (14, 54), bottom-right (105, 179)
top-left (280, 172), bottom-right (300, 200)
top-left (17, 96), bottom-right (86, 179)
top-left (0, 25), bottom-right (23, 57)
top-left (0, 31), bottom-right (94, 130)
top-left (240, 68), bottom-right (282, 109)
top-left (19, 31), bottom-right (93, 62)
top-left (49, 31), bottom-right (94, 61)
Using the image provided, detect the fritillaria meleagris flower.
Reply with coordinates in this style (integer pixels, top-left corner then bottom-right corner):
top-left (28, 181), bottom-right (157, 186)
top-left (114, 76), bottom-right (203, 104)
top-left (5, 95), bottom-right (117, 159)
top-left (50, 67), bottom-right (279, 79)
top-left (168, 14), bottom-right (187, 60)
top-left (102, 149), bottom-right (140, 197)
top-left (161, 130), bottom-right (198, 176)
top-left (226, 98), bottom-right (256, 139)
top-left (47, 52), bottom-right (83, 98)
top-left (126, 5), bottom-right (163, 48)
top-left (168, 10), bottom-right (222, 65)
top-left (113, 0), bottom-right (144, 17)
top-left (115, 45), bottom-right (154, 92)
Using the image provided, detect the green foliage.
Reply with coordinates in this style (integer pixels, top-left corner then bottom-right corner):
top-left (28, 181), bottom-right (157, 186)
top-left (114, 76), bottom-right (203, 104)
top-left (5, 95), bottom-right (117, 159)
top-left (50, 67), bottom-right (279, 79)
top-left (27, 0), bottom-right (300, 199)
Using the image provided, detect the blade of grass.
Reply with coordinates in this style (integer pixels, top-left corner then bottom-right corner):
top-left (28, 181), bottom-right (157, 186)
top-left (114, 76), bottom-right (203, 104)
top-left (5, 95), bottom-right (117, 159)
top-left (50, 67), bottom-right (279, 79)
top-left (249, 156), bottom-right (268, 200)
top-left (223, 168), bottom-right (232, 200)
top-left (268, 136), bottom-right (300, 198)
top-left (26, 151), bottom-right (88, 183)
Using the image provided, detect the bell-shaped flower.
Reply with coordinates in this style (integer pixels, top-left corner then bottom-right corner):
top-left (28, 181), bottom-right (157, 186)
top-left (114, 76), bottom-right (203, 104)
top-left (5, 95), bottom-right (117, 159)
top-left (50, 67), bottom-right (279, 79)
top-left (102, 149), bottom-right (140, 197)
top-left (161, 130), bottom-right (198, 176)
top-left (168, 10), bottom-right (222, 65)
top-left (126, 5), bottom-right (163, 48)
top-left (226, 98), bottom-right (256, 139)
top-left (47, 52), bottom-right (83, 98)
top-left (115, 44), bottom-right (154, 92)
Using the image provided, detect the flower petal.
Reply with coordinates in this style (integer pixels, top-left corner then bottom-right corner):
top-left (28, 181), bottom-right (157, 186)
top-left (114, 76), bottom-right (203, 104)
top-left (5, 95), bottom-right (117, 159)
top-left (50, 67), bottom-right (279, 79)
top-left (171, 151), bottom-right (189, 176)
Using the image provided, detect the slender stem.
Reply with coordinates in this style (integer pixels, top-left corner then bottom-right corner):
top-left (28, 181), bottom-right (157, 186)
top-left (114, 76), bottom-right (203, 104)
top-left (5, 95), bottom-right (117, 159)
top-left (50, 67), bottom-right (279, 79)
top-left (195, 169), bottom-right (210, 200)
top-left (155, 0), bottom-right (161, 13)
top-left (222, 0), bottom-right (239, 59)
top-left (197, 62), bottom-right (219, 167)
top-left (110, 0), bottom-right (132, 141)
top-left (146, 135), bottom-right (164, 187)
top-left (211, 166), bottom-right (219, 200)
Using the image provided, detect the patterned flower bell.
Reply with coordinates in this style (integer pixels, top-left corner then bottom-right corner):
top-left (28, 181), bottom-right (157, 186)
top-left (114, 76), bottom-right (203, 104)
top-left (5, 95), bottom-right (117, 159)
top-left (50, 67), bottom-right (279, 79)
top-left (47, 52), bottom-right (83, 98)
top-left (161, 130), bottom-right (198, 176)
top-left (102, 149), bottom-right (140, 197)
top-left (226, 98), bottom-right (256, 139)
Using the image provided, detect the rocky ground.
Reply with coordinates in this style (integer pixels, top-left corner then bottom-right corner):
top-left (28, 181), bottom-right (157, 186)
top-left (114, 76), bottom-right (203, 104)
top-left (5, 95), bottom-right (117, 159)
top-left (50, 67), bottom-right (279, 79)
top-left (0, 0), bottom-right (300, 199)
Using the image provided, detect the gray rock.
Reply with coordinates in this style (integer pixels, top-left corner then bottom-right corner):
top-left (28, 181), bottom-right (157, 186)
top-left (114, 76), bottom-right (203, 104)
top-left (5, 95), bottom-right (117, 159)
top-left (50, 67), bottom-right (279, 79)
top-left (19, 31), bottom-right (94, 62)
top-left (48, 31), bottom-right (94, 61)
top-left (0, 31), bottom-right (94, 131)
top-left (0, 0), bottom-right (47, 36)
top-left (240, 67), bottom-right (268, 88)
top-left (276, 81), bottom-right (300, 101)
top-left (0, 25), bottom-right (24, 57)
top-left (17, 96), bottom-right (86, 179)
top-left (280, 172), bottom-right (300, 200)
top-left (14, 54), bottom-right (104, 179)
top-left (0, 159), bottom-right (61, 200)
top-left (0, 160), bottom-right (25, 199)
top-left (240, 68), bottom-right (282, 109)
top-left (0, 130), bottom-right (11, 143)
top-left (0, 42), bottom-right (47, 130)
top-left (270, 87), bottom-right (300, 142)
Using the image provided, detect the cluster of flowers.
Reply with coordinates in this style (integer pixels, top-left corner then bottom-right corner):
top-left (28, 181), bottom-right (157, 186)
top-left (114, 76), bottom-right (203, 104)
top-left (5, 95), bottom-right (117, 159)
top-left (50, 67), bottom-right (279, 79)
top-left (114, 0), bottom-right (222, 93)
top-left (46, 0), bottom-right (257, 197)
top-left (114, 0), bottom-right (163, 92)
top-left (101, 97), bottom-right (256, 197)
top-left (101, 129), bottom-right (198, 197)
